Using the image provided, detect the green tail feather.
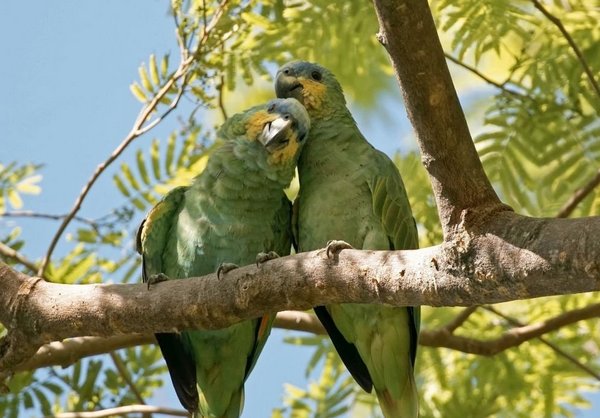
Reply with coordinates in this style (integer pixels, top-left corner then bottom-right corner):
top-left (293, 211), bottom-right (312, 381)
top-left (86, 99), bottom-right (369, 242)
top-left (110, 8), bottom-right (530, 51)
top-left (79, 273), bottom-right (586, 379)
top-left (376, 376), bottom-right (419, 418)
top-left (195, 387), bottom-right (244, 418)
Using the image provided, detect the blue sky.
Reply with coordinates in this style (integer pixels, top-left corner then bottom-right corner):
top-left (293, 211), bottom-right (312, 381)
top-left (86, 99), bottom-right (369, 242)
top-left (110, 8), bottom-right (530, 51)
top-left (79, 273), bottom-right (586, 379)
top-left (1, 1), bottom-right (598, 417)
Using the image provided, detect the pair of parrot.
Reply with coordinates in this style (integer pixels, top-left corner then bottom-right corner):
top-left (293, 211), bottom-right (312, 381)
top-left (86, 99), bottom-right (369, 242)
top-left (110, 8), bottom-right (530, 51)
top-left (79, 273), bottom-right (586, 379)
top-left (137, 61), bottom-right (420, 418)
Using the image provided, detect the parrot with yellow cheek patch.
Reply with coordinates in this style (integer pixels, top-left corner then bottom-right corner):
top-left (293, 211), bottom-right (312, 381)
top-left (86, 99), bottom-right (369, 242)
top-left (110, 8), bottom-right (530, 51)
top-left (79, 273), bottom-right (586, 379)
top-left (137, 98), bottom-right (310, 418)
top-left (276, 61), bottom-right (420, 418)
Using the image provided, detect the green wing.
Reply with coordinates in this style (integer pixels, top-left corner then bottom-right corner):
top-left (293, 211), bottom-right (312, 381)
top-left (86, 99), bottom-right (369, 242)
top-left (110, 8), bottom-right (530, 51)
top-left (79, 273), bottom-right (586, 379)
top-left (369, 152), bottom-right (421, 362)
top-left (136, 186), bottom-right (188, 281)
top-left (370, 152), bottom-right (419, 251)
top-left (136, 186), bottom-right (200, 412)
top-left (244, 193), bottom-right (292, 379)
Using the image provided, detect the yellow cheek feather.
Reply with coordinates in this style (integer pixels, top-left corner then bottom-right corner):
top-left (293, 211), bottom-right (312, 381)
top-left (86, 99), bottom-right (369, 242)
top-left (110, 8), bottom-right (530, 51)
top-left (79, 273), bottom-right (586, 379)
top-left (244, 110), bottom-right (277, 141)
top-left (268, 131), bottom-right (300, 166)
top-left (299, 77), bottom-right (327, 112)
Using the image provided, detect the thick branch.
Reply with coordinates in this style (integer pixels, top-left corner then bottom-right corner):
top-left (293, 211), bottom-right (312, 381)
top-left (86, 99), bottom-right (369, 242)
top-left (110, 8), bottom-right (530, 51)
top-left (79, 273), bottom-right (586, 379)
top-left (16, 302), bottom-right (600, 375)
top-left (2, 210), bottom-right (600, 379)
top-left (372, 0), bottom-right (505, 236)
top-left (15, 311), bottom-right (325, 372)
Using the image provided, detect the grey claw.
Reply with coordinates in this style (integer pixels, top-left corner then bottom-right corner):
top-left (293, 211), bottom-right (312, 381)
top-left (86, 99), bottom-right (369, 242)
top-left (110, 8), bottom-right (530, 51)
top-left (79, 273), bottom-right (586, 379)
top-left (217, 262), bottom-right (239, 279)
top-left (256, 251), bottom-right (280, 267)
top-left (325, 240), bottom-right (354, 259)
top-left (147, 273), bottom-right (170, 290)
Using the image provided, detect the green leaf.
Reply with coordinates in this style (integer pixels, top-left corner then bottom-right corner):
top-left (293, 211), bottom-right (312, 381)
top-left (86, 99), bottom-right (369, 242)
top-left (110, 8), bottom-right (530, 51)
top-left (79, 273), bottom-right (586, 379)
top-left (113, 174), bottom-right (130, 197)
top-left (150, 139), bottom-right (162, 180)
top-left (149, 54), bottom-right (160, 85)
top-left (139, 65), bottom-right (154, 93)
top-left (160, 54), bottom-right (169, 79)
top-left (129, 82), bottom-right (147, 103)
top-left (136, 149), bottom-right (151, 186)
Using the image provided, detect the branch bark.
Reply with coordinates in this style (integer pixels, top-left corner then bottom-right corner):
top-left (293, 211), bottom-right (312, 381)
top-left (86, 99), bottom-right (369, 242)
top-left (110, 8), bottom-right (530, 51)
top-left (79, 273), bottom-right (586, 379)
top-left (372, 0), bottom-right (507, 236)
top-left (2, 206), bottom-right (600, 379)
top-left (14, 302), bottom-right (599, 376)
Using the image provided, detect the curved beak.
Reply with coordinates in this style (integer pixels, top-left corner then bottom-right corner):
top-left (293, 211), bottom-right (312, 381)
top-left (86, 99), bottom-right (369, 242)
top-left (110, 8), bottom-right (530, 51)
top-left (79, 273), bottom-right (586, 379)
top-left (275, 72), bottom-right (304, 103)
top-left (259, 116), bottom-right (293, 151)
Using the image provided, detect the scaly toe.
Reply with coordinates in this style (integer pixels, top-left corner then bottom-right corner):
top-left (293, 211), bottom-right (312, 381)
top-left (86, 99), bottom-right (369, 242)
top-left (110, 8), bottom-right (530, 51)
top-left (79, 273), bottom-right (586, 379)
top-left (147, 273), bottom-right (170, 290)
top-left (256, 251), bottom-right (280, 267)
top-left (325, 240), bottom-right (354, 259)
top-left (217, 262), bottom-right (239, 279)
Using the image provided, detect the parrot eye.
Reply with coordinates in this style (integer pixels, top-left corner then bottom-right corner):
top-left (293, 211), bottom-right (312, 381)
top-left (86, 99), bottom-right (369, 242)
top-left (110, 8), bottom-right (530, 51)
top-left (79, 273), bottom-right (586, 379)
top-left (311, 70), bottom-right (322, 81)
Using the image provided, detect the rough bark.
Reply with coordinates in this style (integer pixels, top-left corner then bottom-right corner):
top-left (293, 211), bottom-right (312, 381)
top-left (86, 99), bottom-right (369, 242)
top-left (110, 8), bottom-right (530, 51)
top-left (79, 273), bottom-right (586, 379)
top-left (19, 303), bottom-right (600, 375)
top-left (372, 0), bottom-right (506, 236)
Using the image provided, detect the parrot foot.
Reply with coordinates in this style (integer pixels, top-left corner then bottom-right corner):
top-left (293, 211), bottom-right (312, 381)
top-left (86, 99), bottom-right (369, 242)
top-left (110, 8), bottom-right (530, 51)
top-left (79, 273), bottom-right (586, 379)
top-left (147, 273), bottom-right (170, 289)
top-left (256, 251), bottom-right (280, 267)
top-left (325, 240), bottom-right (354, 259)
top-left (217, 263), bottom-right (239, 279)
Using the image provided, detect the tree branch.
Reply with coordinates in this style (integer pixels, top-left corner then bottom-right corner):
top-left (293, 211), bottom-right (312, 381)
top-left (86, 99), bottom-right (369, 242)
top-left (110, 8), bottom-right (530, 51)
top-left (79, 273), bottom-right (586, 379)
top-left (372, 0), bottom-right (506, 236)
top-left (0, 211), bottom-right (99, 228)
top-left (109, 351), bottom-right (146, 406)
top-left (556, 169), bottom-right (600, 218)
top-left (15, 335), bottom-right (154, 372)
top-left (14, 300), bottom-right (600, 377)
top-left (0, 242), bottom-right (38, 274)
top-left (483, 305), bottom-right (600, 381)
top-left (14, 311), bottom-right (325, 373)
top-left (441, 306), bottom-right (478, 334)
top-left (46, 404), bottom-right (189, 418)
top-left (420, 302), bottom-right (600, 356)
top-left (444, 54), bottom-right (527, 100)
top-left (2, 206), bottom-right (600, 380)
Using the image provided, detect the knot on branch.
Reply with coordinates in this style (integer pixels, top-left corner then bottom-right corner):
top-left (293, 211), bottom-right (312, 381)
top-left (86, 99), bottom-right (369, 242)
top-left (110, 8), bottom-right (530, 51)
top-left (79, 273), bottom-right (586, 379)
top-left (457, 203), bottom-right (514, 233)
top-left (13, 276), bottom-right (43, 327)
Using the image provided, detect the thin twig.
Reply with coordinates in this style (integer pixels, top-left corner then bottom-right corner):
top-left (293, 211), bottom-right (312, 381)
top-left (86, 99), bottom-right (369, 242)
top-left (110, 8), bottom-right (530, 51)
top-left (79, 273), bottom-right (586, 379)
top-left (0, 242), bottom-right (38, 274)
top-left (108, 351), bottom-right (147, 406)
top-left (532, 0), bottom-right (600, 106)
top-left (217, 73), bottom-right (228, 122)
top-left (38, 0), bottom-right (230, 277)
top-left (556, 169), bottom-right (600, 218)
top-left (442, 306), bottom-right (478, 334)
top-left (45, 405), bottom-right (189, 418)
top-left (420, 302), bottom-right (600, 356)
top-left (444, 53), bottom-right (528, 99)
top-left (0, 211), bottom-right (98, 227)
top-left (484, 305), bottom-right (600, 381)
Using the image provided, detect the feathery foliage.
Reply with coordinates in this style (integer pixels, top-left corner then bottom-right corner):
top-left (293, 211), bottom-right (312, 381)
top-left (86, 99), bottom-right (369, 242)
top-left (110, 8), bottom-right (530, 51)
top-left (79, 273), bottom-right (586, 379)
top-left (1, 0), bottom-right (599, 417)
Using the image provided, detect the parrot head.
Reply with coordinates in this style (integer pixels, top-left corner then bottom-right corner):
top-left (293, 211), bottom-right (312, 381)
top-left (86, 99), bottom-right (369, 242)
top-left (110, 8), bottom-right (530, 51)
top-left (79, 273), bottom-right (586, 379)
top-left (275, 61), bottom-right (346, 118)
top-left (223, 98), bottom-right (310, 166)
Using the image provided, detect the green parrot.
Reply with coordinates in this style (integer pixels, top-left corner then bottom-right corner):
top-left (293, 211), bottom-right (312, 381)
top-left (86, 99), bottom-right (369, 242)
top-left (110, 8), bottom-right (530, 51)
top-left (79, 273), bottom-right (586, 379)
top-left (275, 61), bottom-right (420, 418)
top-left (136, 98), bottom-right (310, 418)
